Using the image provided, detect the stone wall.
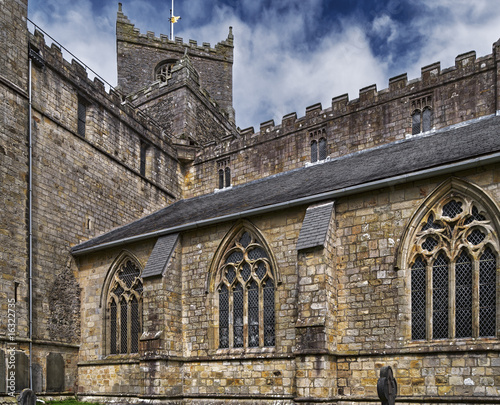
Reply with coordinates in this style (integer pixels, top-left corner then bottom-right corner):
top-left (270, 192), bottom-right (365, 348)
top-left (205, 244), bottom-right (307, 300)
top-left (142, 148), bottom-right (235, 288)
top-left (76, 168), bottom-right (500, 403)
top-left (186, 48), bottom-right (499, 198)
top-left (1, 0), bottom-right (179, 395)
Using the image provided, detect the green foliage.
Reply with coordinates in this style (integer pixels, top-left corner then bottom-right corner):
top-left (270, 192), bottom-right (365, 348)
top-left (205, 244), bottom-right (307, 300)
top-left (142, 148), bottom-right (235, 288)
top-left (46, 400), bottom-right (103, 405)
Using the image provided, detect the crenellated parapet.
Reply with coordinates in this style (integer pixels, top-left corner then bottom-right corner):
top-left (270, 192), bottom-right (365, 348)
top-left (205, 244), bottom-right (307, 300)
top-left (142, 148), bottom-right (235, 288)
top-left (28, 28), bottom-right (174, 151)
top-left (189, 41), bottom-right (500, 199)
top-left (231, 44), bottom-right (497, 143)
top-left (126, 53), bottom-right (238, 148)
top-left (116, 3), bottom-right (233, 60)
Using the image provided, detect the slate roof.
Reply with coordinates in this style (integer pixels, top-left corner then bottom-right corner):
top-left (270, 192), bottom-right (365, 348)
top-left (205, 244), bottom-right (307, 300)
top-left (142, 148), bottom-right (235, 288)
top-left (72, 114), bottom-right (500, 254)
top-left (296, 202), bottom-right (335, 251)
top-left (142, 233), bottom-right (179, 278)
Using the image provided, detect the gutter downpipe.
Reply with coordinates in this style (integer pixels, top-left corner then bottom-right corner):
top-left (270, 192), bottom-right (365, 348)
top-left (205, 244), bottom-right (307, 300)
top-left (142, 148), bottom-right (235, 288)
top-left (71, 151), bottom-right (500, 257)
top-left (28, 55), bottom-right (33, 390)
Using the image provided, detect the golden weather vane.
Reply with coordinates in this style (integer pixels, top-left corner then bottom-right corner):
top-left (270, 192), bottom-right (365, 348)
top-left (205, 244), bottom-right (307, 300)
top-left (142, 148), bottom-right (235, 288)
top-left (170, 0), bottom-right (181, 40)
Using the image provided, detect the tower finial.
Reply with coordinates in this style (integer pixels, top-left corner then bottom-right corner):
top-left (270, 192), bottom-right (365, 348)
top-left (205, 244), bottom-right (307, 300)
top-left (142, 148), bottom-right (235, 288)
top-left (170, 0), bottom-right (181, 40)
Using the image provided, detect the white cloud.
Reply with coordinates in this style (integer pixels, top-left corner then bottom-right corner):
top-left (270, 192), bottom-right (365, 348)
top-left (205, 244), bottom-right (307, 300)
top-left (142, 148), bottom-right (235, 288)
top-left (398, 0), bottom-right (500, 80)
top-left (27, 0), bottom-right (500, 130)
top-left (29, 0), bottom-right (117, 87)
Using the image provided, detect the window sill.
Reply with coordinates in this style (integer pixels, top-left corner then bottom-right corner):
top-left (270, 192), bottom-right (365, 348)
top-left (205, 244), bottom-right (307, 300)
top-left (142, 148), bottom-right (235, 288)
top-left (211, 346), bottom-right (276, 358)
top-left (404, 337), bottom-right (500, 353)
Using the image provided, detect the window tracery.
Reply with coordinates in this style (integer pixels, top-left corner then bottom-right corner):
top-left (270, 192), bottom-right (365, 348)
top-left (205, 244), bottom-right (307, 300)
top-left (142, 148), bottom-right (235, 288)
top-left (107, 258), bottom-right (143, 354)
top-left (410, 195), bottom-right (498, 340)
top-left (411, 95), bottom-right (432, 135)
top-left (215, 229), bottom-right (275, 349)
top-left (155, 59), bottom-right (177, 82)
top-left (309, 127), bottom-right (327, 163)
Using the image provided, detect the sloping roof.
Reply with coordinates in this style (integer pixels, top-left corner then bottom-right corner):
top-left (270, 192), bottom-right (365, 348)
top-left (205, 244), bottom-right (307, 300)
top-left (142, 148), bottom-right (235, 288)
top-left (296, 202), bottom-right (335, 251)
top-left (142, 233), bottom-right (179, 278)
top-left (72, 114), bottom-right (500, 254)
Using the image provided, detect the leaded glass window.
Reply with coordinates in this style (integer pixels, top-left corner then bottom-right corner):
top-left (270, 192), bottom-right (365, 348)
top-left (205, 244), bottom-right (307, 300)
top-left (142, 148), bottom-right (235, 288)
top-left (410, 197), bottom-right (498, 340)
top-left (77, 99), bottom-right (86, 137)
top-left (309, 127), bottom-right (327, 163)
top-left (410, 96), bottom-right (432, 135)
top-left (412, 110), bottom-right (421, 135)
top-left (311, 140), bottom-right (318, 163)
top-left (108, 258), bottom-right (143, 354)
top-left (455, 251), bottom-right (472, 338)
top-left (480, 248), bottom-right (496, 337)
top-left (422, 108), bottom-right (432, 132)
top-left (318, 138), bottom-right (327, 161)
top-left (217, 158), bottom-right (231, 189)
top-left (411, 256), bottom-right (426, 340)
top-left (216, 229), bottom-right (276, 349)
top-left (225, 167), bottom-right (231, 188)
top-left (432, 254), bottom-right (449, 339)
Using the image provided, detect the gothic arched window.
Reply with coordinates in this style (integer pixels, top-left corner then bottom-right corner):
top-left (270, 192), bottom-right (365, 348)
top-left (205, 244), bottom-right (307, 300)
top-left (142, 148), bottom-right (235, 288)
top-left (411, 95), bottom-right (432, 135)
top-left (155, 59), bottom-right (177, 82)
top-left (215, 229), bottom-right (276, 349)
top-left (309, 127), bottom-right (327, 163)
top-left (107, 258), bottom-right (143, 354)
top-left (409, 195), bottom-right (498, 341)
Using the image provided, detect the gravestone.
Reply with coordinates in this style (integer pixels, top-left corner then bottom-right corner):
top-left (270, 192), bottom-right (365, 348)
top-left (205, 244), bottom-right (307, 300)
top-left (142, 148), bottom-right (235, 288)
top-left (377, 365), bottom-right (397, 405)
top-left (17, 388), bottom-right (36, 405)
top-left (15, 352), bottom-right (29, 392)
top-left (46, 353), bottom-right (64, 392)
top-left (0, 350), bottom-right (5, 393)
top-left (32, 363), bottom-right (43, 393)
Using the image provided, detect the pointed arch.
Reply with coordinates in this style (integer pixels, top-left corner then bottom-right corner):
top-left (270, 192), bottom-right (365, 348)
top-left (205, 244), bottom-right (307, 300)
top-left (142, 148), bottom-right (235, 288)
top-left (397, 177), bottom-right (500, 269)
top-left (207, 220), bottom-right (279, 350)
top-left (398, 177), bottom-right (500, 341)
top-left (206, 220), bottom-right (280, 293)
top-left (101, 251), bottom-right (144, 355)
top-left (154, 58), bottom-right (177, 82)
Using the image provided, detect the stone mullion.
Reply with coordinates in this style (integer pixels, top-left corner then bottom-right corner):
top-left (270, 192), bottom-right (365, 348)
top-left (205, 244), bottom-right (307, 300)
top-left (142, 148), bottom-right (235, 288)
top-left (127, 296), bottom-right (132, 354)
top-left (228, 288), bottom-right (234, 348)
top-left (243, 283), bottom-right (248, 348)
top-left (472, 257), bottom-right (480, 338)
top-left (258, 280), bottom-right (264, 348)
top-left (449, 261), bottom-right (456, 339)
top-left (426, 260), bottom-right (433, 341)
top-left (117, 298), bottom-right (123, 354)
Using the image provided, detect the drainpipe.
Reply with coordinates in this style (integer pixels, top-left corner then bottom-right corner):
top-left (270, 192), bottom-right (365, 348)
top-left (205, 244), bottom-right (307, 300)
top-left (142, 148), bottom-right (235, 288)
top-left (28, 53), bottom-right (33, 391)
top-left (27, 43), bottom-right (43, 391)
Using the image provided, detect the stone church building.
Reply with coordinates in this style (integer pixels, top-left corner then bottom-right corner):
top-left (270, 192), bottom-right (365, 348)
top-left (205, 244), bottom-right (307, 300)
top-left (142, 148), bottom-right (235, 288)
top-left (2, 0), bottom-right (500, 403)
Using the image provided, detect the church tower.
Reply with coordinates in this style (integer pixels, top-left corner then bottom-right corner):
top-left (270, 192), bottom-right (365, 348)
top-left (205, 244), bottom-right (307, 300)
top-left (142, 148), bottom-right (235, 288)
top-left (116, 4), bottom-right (235, 126)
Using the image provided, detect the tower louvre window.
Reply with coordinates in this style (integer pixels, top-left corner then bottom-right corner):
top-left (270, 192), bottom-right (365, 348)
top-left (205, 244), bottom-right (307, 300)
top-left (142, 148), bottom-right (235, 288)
top-left (155, 59), bottom-right (177, 82)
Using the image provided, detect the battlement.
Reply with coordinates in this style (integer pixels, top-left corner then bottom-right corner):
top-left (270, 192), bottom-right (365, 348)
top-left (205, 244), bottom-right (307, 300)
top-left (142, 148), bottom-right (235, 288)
top-left (28, 27), bottom-right (168, 143)
top-left (232, 41), bottom-right (500, 143)
top-left (117, 3), bottom-right (233, 59)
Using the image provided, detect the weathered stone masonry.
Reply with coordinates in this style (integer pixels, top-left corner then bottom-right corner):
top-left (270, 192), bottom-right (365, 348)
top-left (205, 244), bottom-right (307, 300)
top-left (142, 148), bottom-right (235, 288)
top-left (2, 0), bottom-right (500, 403)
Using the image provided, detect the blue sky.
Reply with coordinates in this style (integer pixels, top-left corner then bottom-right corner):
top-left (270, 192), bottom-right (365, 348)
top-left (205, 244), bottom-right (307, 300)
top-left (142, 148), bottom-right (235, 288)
top-left (28, 0), bottom-right (500, 129)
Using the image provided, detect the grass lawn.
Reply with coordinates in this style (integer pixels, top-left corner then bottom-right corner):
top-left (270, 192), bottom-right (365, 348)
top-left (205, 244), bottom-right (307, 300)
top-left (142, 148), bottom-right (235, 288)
top-left (45, 400), bottom-right (102, 405)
